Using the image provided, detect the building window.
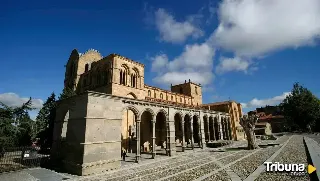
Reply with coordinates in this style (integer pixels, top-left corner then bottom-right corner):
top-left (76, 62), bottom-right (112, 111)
top-left (154, 92), bottom-right (156, 98)
top-left (120, 69), bottom-right (126, 85)
top-left (195, 86), bottom-right (198, 94)
top-left (85, 64), bottom-right (89, 72)
top-left (131, 74), bottom-right (137, 88)
top-left (180, 97), bottom-right (182, 102)
top-left (171, 96), bottom-right (173, 100)
top-left (148, 90), bottom-right (151, 97)
top-left (160, 93), bottom-right (163, 99)
top-left (166, 95), bottom-right (168, 100)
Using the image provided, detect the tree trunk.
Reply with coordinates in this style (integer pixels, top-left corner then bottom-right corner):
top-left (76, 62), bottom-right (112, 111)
top-left (245, 129), bottom-right (259, 150)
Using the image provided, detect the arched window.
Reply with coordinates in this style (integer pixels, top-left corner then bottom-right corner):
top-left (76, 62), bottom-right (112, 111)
top-left (166, 95), bottom-right (168, 100)
top-left (148, 90), bottom-right (151, 97)
top-left (120, 69), bottom-right (126, 85)
top-left (195, 86), bottom-right (198, 94)
top-left (154, 92), bottom-right (156, 98)
top-left (180, 87), bottom-right (183, 94)
top-left (171, 96), bottom-right (173, 100)
top-left (160, 93), bottom-right (163, 99)
top-left (131, 74), bottom-right (137, 88)
top-left (85, 64), bottom-right (89, 72)
top-left (180, 97), bottom-right (182, 102)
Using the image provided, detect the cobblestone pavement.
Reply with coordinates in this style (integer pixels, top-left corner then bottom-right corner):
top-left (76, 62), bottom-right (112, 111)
top-left (67, 134), bottom-right (313, 181)
top-left (2, 135), bottom-right (312, 181)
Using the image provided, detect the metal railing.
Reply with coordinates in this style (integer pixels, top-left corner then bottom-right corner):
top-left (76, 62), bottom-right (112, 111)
top-left (0, 146), bottom-right (50, 173)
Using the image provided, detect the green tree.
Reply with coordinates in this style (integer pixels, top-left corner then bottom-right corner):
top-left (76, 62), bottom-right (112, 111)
top-left (58, 87), bottom-right (76, 101)
top-left (35, 93), bottom-right (56, 149)
top-left (280, 82), bottom-right (320, 132)
top-left (0, 98), bottom-right (35, 147)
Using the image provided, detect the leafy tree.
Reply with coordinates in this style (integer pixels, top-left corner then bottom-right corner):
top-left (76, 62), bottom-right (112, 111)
top-left (279, 82), bottom-right (320, 132)
top-left (35, 93), bottom-right (57, 149)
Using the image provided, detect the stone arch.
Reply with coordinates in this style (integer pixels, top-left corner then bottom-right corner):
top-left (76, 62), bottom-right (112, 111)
top-left (132, 67), bottom-right (140, 77)
top-left (174, 111), bottom-right (184, 120)
top-left (155, 109), bottom-right (168, 120)
top-left (121, 105), bottom-right (139, 153)
top-left (121, 64), bottom-right (130, 74)
top-left (155, 110), bottom-right (167, 152)
top-left (192, 115), bottom-right (200, 145)
top-left (139, 108), bottom-right (155, 120)
top-left (126, 92), bottom-right (137, 99)
top-left (122, 105), bottom-right (139, 117)
top-left (184, 113), bottom-right (192, 147)
top-left (214, 116), bottom-right (220, 140)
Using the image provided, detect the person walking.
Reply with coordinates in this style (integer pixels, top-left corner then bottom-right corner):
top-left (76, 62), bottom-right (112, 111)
top-left (122, 149), bottom-right (126, 161)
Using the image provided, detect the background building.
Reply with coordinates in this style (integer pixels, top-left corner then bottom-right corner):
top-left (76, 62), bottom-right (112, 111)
top-left (200, 101), bottom-right (245, 140)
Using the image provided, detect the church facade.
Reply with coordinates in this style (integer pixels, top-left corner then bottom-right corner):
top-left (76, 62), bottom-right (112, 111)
top-left (51, 49), bottom-right (241, 175)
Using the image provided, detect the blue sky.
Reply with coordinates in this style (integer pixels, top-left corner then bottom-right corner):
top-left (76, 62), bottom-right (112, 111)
top-left (1, 0), bottom-right (320, 119)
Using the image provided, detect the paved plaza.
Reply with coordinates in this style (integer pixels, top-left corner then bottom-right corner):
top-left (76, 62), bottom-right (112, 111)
top-left (1, 134), bottom-right (319, 181)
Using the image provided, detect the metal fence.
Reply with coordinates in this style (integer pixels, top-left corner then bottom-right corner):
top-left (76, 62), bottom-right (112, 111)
top-left (0, 146), bottom-right (50, 173)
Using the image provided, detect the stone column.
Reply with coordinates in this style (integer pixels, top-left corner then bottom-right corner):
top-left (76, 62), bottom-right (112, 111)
top-left (212, 117), bottom-right (216, 141)
top-left (199, 114), bottom-right (205, 149)
top-left (222, 120), bottom-right (227, 140)
top-left (181, 120), bottom-right (185, 152)
top-left (218, 115), bottom-right (224, 140)
top-left (152, 120), bottom-right (156, 159)
top-left (206, 118), bottom-right (210, 142)
top-left (135, 119), bottom-right (141, 163)
top-left (167, 118), bottom-right (176, 156)
top-left (228, 118), bottom-right (233, 140)
top-left (197, 118), bottom-right (202, 148)
top-left (190, 119), bottom-right (194, 150)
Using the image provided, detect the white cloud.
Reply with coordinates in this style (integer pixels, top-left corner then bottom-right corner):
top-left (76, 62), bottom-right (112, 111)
top-left (0, 92), bottom-right (43, 109)
top-left (216, 57), bottom-right (250, 74)
top-left (155, 8), bottom-right (204, 43)
top-left (151, 53), bottom-right (169, 72)
top-left (151, 42), bottom-right (215, 86)
top-left (210, 0), bottom-right (320, 57)
top-left (241, 92), bottom-right (291, 109)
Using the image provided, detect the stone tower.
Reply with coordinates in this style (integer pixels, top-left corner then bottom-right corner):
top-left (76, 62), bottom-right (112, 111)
top-left (171, 79), bottom-right (202, 106)
top-left (64, 49), bottom-right (79, 90)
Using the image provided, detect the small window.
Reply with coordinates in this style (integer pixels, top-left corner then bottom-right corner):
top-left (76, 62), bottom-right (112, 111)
top-left (148, 90), bottom-right (151, 97)
top-left (154, 92), bottom-right (156, 98)
top-left (171, 96), bottom-right (173, 100)
top-left (195, 86), bottom-right (198, 95)
top-left (85, 64), bottom-right (89, 72)
top-left (180, 97), bottom-right (182, 102)
top-left (166, 95), bottom-right (168, 100)
top-left (160, 93), bottom-right (163, 99)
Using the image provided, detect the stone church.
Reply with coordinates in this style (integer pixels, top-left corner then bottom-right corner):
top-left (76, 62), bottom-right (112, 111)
top-left (51, 49), bottom-right (243, 175)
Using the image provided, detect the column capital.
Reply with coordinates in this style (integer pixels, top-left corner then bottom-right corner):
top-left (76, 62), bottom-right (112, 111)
top-left (136, 119), bottom-right (141, 123)
top-left (151, 119), bottom-right (156, 123)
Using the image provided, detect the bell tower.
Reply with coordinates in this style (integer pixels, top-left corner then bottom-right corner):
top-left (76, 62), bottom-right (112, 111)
top-left (171, 79), bottom-right (202, 106)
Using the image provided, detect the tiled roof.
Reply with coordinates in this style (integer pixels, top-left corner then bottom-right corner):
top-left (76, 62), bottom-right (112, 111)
top-left (201, 100), bottom-right (238, 106)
